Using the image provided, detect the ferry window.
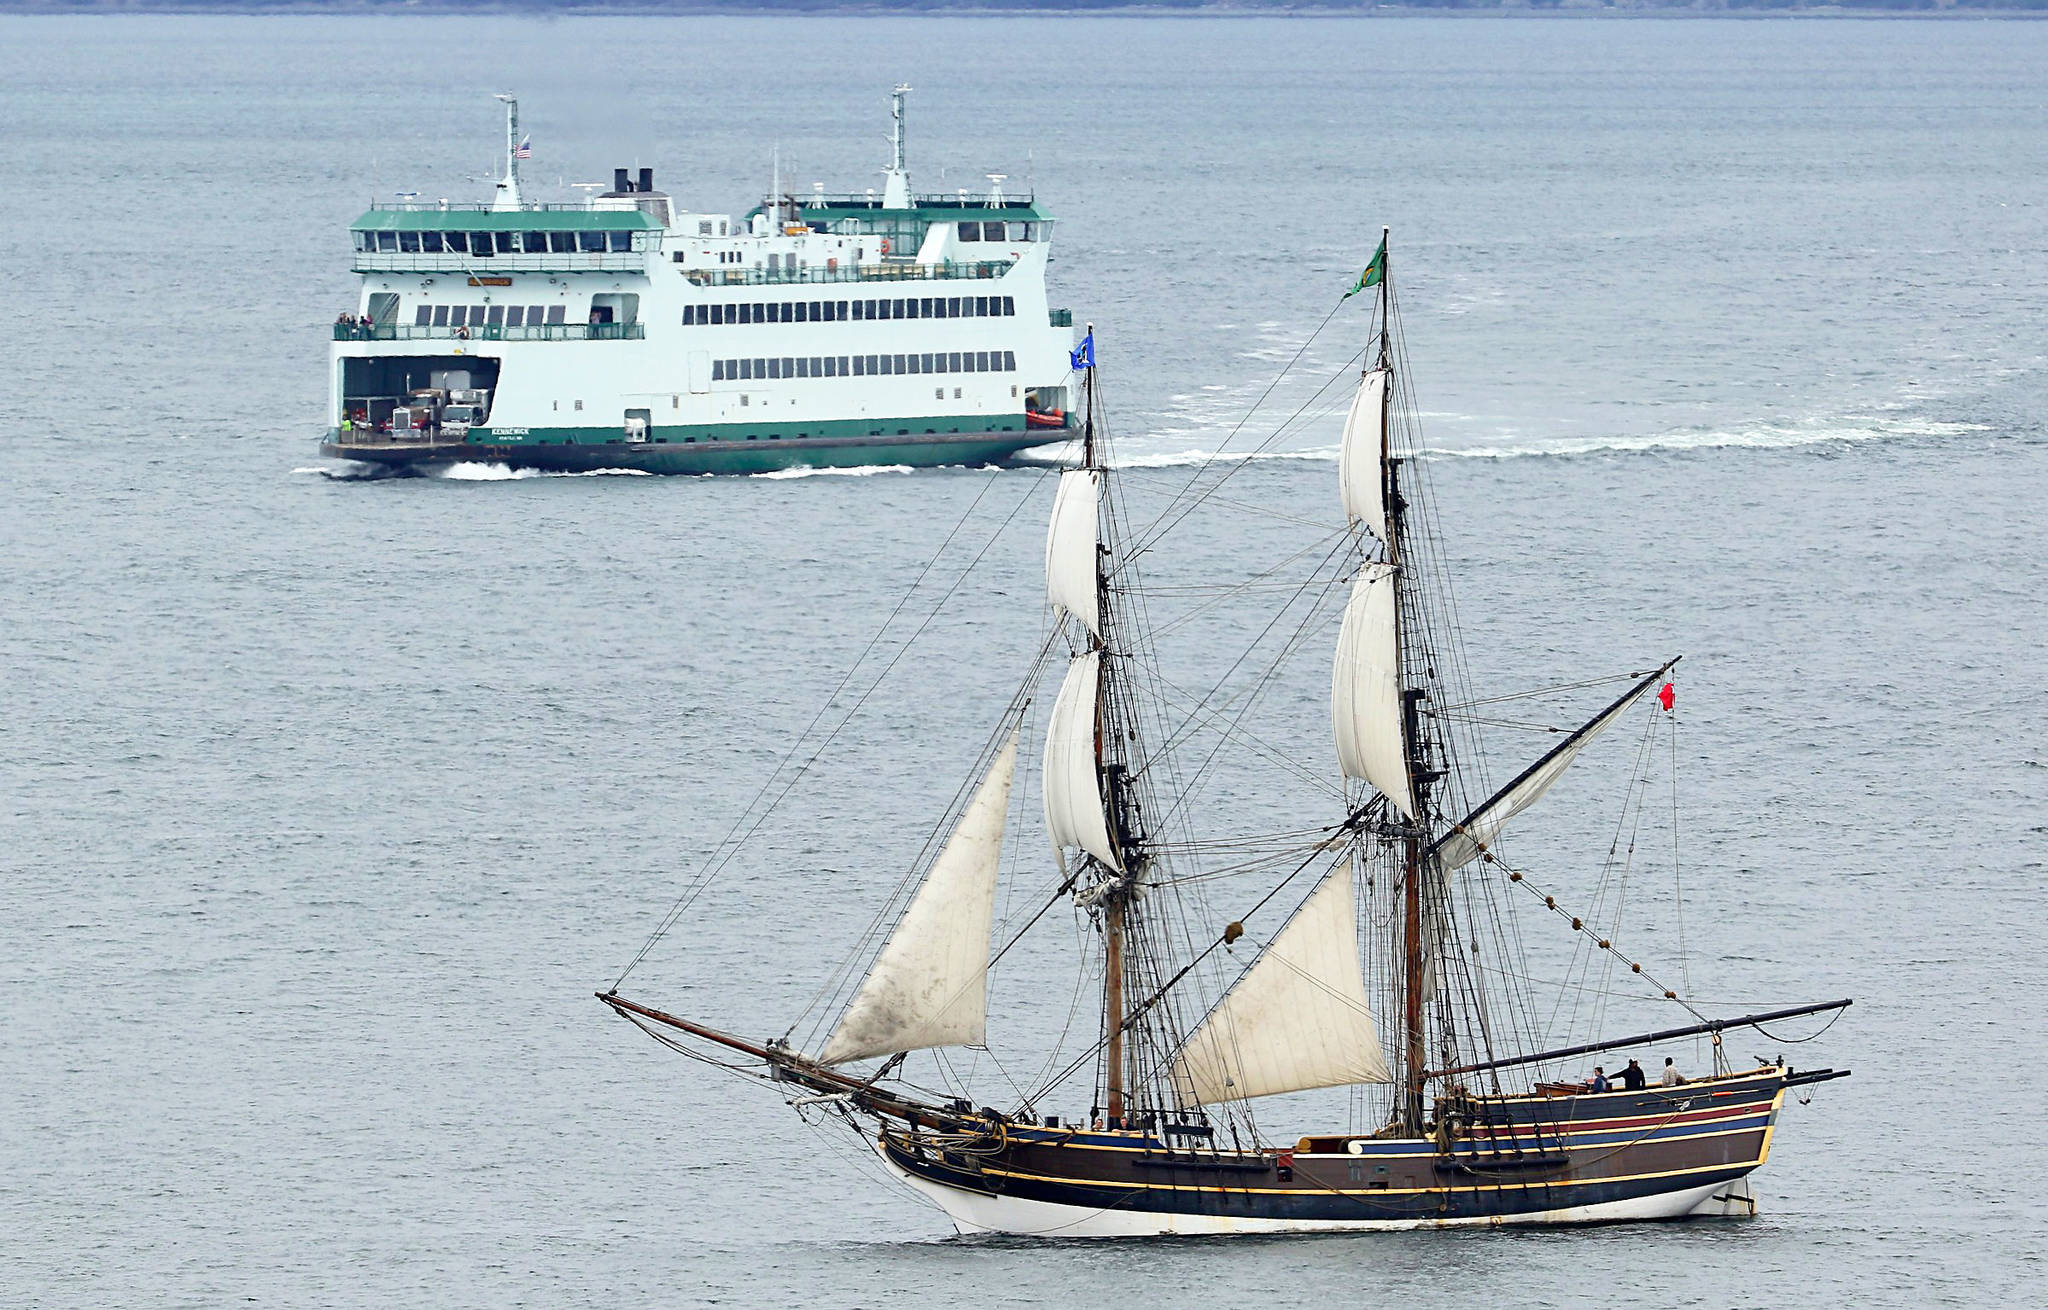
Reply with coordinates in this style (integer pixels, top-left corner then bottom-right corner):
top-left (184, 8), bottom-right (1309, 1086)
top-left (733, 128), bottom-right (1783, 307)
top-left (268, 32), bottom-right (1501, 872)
top-left (578, 231), bottom-right (605, 253)
top-left (988, 222), bottom-right (1010, 242)
top-left (433, 305), bottom-right (449, 327)
top-left (810, 301), bottom-right (824, 320)
top-left (737, 359), bottom-right (751, 381)
top-left (529, 305), bottom-right (544, 325)
top-left (935, 388), bottom-right (945, 401)
top-left (947, 298), bottom-right (960, 317)
top-left (1003, 350), bottom-right (1016, 370)
top-left (521, 231), bottom-right (544, 253)
top-left (466, 232), bottom-right (490, 254)
top-left (921, 353), bottom-right (935, 373)
top-left (852, 356), bottom-right (865, 376)
top-left (976, 351), bottom-right (990, 372)
top-left (487, 305), bottom-right (505, 326)
top-left (398, 232), bottom-right (421, 253)
top-left (575, 399), bottom-right (583, 411)
top-left (839, 356), bottom-right (850, 376)
top-left (866, 354), bottom-right (879, 374)
top-left (958, 222), bottom-right (980, 242)
top-left (414, 305), bottom-right (432, 326)
top-left (699, 220), bottom-right (714, 236)
top-left (715, 305), bottom-right (730, 325)
top-left (713, 360), bottom-right (726, 381)
top-left (919, 298), bottom-right (934, 318)
top-left (375, 231), bottom-right (398, 253)
top-left (548, 305), bottom-right (566, 324)
top-left (506, 306), bottom-right (525, 327)
top-left (948, 352), bottom-right (962, 372)
top-left (351, 232), bottom-right (369, 252)
top-left (836, 301), bottom-right (849, 320)
top-left (890, 299), bottom-right (905, 318)
top-left (442, 231), bottom-right (466, 253)
top-left (550, 232), bottom-right (574, 253)
top-left (824, 357), bottom-right (838, 378)
top-left (1023, 223), bottom-right (1039, 241)
top-left (896, 354), bottom-right (911, 374)
top-left (793, 302), bottom-right (807, 323)
top-left (850, 301), bottom-right (864, 321)
top-left (421, 231), bottom-right (444, 254)
top-left (1002, 296), bottom-right (1015, 316)
top-left (765, 359), bottom-right (780, 379)
top-left (754, 357), bottom-right (767, 378)
top-left (493, 233), bottom-right (517, 256)
top-left (792, 358), bottom-right (806, 379)
top-left (609, 232), bottom-right (633, 253)
top-left (682, 306), bottom-right (695, 326)
top-left (954, 387), bottom-right (962, 399)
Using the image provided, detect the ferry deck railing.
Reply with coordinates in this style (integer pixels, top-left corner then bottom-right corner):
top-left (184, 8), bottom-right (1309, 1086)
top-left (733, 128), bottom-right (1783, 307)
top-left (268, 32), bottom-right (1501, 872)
top-left (680, 259), bottom-right (1015, 288)
top-left (333, 323), bottom-right (645, 343)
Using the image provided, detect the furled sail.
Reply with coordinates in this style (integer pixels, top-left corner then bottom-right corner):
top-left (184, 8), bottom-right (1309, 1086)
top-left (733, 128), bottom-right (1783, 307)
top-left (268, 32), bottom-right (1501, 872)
top-left (819, 733), bottom-right (1019, 1064)
top-left (1332, 563), bottom-right (1415, 818)
top-left (1043, 651), bottom-right (1121, 871)
top-left (1046, 469), bottom-right (1102, 638)
top-left (1338, 367), bottom-right (1390, 538)
top-left (1429, 663), bottom-right (1674, 874)
top-left (1167, 863), bottom-right (1391, 1105)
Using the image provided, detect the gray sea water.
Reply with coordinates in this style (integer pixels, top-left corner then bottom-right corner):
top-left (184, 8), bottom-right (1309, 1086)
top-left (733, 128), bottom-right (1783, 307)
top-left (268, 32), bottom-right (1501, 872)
top-left (4, 11), bottom-right (2045, 1307)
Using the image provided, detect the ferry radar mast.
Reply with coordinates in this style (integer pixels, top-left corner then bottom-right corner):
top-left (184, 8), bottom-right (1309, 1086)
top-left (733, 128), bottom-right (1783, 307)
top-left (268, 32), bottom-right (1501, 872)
top-left (492, 93), bottom-right (522, 212)
top-left (882, 84), bottom-right (912, 209)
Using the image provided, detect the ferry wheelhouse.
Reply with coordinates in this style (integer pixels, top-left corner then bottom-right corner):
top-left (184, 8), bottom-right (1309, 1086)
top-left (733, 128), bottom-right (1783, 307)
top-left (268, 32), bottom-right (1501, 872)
top-left (323, 90), bottom-right (1079, 474)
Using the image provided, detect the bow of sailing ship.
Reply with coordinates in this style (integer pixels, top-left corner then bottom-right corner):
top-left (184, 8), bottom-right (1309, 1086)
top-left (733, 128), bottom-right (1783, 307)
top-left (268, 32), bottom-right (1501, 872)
top-left (599, 235), bottom-right (1850, 1236)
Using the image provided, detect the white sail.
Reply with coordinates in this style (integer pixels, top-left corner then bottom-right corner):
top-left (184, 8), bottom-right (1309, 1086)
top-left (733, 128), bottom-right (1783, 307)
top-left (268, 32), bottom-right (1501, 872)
top-left (1338, 368), bottom-right (1389, 538)
top-left (1046, 469), bottom-right (1101, 638)
top-left (1430, 672), bottom-right (1667, 874)
top-left (1332, 563), bottom-right (1415, 818)
top-left (1043, 651), bottom-right (1121, 871)
top-left (820, 734), bottom-right (1019, 1064)
top-left (1168, 863), bottom-right (1390, 1105)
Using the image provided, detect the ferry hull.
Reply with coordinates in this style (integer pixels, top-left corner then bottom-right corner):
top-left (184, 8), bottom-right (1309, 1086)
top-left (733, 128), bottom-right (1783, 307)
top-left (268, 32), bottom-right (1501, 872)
top-left (872, 1071), bottom-right (1784, 1238)
top-left (320, 426), bottom-right (1066, 476)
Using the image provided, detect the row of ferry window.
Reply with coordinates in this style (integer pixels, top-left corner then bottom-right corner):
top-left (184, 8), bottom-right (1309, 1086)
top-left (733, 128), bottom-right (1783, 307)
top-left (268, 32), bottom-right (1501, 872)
top-left (957, 222), bottom-right (1035, 242)
top-left (685, 295), bottom-right (1016, 326)
top-left (712, 351), bottom-right (1017, 382)
top-left (415, 303), bottom-right (570, 327)
top-left (353, 230), bottom-right (639, 255)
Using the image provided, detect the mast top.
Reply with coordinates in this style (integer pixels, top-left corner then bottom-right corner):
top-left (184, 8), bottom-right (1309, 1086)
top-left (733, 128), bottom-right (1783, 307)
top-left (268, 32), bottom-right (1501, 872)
top-left (883, 84), bottom-right (913, 210)
top-left (492, 94), bottom-right (522, 213)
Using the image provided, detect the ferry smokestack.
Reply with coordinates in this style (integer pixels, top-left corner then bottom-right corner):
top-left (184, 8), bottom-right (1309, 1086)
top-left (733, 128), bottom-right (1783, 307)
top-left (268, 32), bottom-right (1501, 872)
top-left (638, 167), bottom-right (653, 192)
top-left (613, 167), bottom-right (630, 193)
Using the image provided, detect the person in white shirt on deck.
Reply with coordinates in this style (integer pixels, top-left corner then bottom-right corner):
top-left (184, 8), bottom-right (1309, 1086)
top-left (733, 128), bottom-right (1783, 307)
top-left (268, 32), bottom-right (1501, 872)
top-left (1661, 1058), bottom-right (1687, 1086)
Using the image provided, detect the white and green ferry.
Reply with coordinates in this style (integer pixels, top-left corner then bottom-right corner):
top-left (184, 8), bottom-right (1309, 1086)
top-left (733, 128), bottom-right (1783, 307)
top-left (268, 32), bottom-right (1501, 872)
top-left (322, 90), bottom-right (1079, 474)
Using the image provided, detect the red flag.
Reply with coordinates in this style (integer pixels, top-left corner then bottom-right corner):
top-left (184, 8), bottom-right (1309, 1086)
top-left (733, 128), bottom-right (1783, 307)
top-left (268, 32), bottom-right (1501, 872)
top-left (1658, 682), bottom-right (1676, 712)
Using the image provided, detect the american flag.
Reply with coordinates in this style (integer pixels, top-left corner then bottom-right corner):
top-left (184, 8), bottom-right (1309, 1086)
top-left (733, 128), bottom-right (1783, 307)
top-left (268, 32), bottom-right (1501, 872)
top-left (514, 134), bottom-right (532, 159)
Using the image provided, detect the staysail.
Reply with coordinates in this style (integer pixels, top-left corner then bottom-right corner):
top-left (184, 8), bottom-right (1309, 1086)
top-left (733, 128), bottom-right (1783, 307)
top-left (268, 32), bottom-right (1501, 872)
top-left (819, 733), bottom-right (1019, 1064)
top-left (1046, 469), bottom-right (1102, 638)
top-left (1332, 562), bottom-right (1415, 818)
top-left (1429, 662), bottom-right (1675, 874)
top-left (1338, 368), bottom-right (1389, 538)
top-left (1167, 862), bottom-right (1391, 1105)
top-left (1043, 652), bottom-right (1121, 870)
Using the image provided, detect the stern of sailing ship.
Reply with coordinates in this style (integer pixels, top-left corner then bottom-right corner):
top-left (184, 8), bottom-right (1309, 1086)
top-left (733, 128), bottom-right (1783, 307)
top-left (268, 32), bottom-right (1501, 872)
top-left (869, 1067), bottom-right (1820, 1237)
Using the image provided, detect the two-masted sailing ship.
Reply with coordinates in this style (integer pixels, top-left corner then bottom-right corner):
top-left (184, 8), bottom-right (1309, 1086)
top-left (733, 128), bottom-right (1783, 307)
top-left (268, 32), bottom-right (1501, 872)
top-left (599, 234), bottom-right (1850, 1236)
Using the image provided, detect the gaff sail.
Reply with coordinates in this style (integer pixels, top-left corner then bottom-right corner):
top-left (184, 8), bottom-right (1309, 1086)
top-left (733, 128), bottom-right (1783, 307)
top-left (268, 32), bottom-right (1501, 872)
top-left (819, 733), bottom-right (1019, 1064)
top-left (1167, 862), bottom-right (1391, 1105)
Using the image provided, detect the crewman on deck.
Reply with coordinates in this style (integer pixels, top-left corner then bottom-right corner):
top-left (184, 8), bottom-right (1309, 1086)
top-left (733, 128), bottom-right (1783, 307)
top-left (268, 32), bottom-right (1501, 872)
top-left (1619, 1059), bottom-right (1647, 1090)
top-left (1661, 1058), bottom-right (1687, 1087)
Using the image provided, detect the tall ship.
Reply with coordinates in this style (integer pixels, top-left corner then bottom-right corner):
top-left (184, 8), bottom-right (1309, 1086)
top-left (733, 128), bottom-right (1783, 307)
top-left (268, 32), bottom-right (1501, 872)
top-left (322, 90), bottom-right (1078, 475)
top-left (597, 236), bottom-right (1850, 1235)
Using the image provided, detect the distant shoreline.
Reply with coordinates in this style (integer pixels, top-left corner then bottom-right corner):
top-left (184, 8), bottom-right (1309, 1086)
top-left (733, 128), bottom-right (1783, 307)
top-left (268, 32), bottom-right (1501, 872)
top-left (5, 2), bottom-right (2046, 19)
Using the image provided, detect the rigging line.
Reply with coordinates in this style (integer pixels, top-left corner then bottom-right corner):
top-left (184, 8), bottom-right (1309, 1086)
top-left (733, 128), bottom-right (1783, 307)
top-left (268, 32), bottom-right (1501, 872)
top-left (789, 633), bottom-right (1060, 1049)
top-left (611, 463), bottom-right (1037, 990)
top-left (1439, 671), bottom-right (1663, 712)
top-left (1128, 343), bottom-right (1366, 562)
top-left (1124, 298), bottom-right (1349, 547)
top-left (1028, 841), bottom-right (1346, 1104)
top-left (1749, 1007), bottom-right (1848, 1044)
top-left (1147, 673), bottom-right (1345, 798)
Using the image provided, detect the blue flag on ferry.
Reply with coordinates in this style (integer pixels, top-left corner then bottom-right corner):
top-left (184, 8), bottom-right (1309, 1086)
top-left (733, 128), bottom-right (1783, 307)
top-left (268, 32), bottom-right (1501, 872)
top-left (1069, 333), bottom-right (1095, 371)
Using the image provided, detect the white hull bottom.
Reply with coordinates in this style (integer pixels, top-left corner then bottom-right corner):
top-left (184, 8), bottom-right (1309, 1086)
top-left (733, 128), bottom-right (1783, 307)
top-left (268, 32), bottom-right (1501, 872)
top-left (877, 1147), bottom-right (1753, 1238)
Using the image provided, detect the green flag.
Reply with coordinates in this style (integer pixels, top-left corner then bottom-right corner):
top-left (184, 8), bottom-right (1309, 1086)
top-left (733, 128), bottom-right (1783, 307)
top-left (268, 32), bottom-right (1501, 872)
top-left (1345, 237), bottom-right (1387, 299)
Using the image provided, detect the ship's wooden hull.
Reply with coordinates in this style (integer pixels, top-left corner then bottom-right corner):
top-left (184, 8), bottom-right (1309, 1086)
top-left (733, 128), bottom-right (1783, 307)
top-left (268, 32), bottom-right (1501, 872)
top-left (875, 1069), bottom-right (1784, 1237)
